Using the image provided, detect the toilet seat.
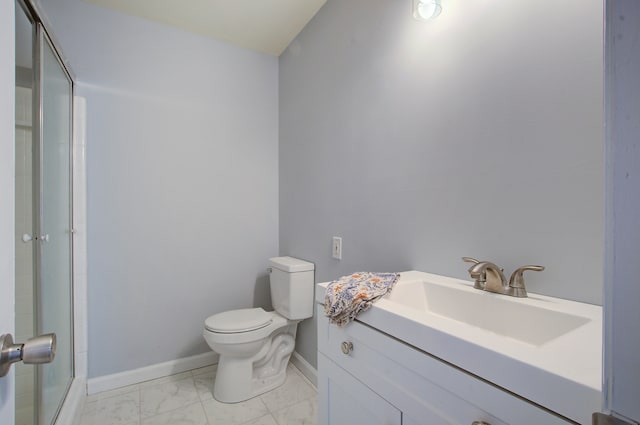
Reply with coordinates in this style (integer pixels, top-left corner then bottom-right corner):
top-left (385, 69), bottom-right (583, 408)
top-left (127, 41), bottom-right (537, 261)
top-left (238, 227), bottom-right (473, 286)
top-left (205, 308), bottom-right (272, 334)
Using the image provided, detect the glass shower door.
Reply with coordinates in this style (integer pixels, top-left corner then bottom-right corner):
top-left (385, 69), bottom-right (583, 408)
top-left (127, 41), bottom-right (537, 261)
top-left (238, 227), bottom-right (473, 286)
top-left (36, 25), bottom-right (73, 425)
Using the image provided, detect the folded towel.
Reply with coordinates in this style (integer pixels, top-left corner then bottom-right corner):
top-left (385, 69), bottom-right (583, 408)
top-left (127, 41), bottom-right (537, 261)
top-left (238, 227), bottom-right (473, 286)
top-left (324, 272), bottom-right (400, 327)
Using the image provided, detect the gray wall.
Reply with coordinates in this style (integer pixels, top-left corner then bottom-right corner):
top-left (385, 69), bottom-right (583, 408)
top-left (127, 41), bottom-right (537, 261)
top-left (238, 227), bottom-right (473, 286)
top-left (280, 0), bottom-right (604, 368)
top-left (41, 0), bottom-right (279, 378)
top-left (38, 0), bottom-right (606, 377)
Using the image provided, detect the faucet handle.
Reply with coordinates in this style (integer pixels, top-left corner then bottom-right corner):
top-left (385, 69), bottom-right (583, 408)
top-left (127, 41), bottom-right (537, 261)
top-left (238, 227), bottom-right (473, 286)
top-left (509, 265), bottom-right (545, 297)
top-left (462, 257), bottom-right (486, 289)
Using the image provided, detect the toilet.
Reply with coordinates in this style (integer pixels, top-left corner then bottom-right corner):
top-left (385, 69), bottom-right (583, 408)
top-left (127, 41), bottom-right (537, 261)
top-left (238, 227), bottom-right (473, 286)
top-left (202, 256), bottom-right (315, 403)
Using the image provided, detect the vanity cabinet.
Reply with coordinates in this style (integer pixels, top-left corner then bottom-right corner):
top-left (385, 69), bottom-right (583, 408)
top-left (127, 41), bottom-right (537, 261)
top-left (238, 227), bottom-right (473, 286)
top-left (317, 305), bottom-right (573, 425)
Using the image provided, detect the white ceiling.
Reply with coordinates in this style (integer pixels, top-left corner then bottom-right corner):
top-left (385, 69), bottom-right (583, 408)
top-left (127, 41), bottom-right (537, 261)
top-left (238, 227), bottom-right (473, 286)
top-left (81, 0), bottom-right (327, 56)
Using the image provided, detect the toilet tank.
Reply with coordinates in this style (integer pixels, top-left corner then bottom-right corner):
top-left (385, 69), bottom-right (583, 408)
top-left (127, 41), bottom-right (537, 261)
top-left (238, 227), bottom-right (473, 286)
top-left (269, 256), bottom-right (315, 320)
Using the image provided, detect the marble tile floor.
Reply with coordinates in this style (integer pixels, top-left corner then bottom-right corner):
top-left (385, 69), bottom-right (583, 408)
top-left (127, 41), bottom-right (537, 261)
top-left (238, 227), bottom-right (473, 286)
top-left (77, 363), bottom-right (317, 425)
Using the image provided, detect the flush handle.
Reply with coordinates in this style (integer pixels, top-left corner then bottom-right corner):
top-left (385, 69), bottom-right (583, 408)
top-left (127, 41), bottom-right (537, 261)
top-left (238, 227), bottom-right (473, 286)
top-left (0, 333), bottom-right (56, 377)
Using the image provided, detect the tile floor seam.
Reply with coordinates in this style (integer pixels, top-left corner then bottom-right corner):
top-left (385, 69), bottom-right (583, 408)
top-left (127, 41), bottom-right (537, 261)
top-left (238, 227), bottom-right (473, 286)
top-left (142, 399), bottom-right (206, 425)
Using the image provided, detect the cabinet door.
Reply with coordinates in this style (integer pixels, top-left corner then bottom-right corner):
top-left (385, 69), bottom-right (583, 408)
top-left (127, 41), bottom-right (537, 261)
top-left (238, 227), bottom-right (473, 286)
top-left (318, 353), bottom-right (401, 425)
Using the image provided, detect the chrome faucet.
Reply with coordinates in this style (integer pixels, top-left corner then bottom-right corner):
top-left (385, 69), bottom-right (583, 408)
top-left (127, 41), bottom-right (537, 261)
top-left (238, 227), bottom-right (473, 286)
top-left (462, 257), bottom-right (544, 298)
top-left (462, 257), bottom-right (508, 293)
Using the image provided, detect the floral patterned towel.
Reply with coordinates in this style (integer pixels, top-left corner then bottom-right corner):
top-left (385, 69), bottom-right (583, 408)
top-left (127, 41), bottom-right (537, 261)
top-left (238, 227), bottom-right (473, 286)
top-left (324, 272), bottom-right (400, 327)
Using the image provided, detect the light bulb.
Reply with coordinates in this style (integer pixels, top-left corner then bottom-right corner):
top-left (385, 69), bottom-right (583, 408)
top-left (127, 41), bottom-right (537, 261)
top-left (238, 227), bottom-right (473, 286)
top-left (414, 0), bottom-right (442, 21)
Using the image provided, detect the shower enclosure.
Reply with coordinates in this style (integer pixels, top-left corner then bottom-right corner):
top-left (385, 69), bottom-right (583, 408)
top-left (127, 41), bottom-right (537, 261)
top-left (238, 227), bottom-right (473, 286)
top-left (14, 1), bottom-right (74, 424)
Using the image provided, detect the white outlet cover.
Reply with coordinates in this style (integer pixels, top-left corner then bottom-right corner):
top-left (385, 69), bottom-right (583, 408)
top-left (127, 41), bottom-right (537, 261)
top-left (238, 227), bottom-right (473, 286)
top-left (332, 236), bottom-right (342, 260)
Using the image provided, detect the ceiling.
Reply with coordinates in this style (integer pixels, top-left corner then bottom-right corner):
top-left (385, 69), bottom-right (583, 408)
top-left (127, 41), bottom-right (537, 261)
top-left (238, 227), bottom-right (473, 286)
top-left (81, 0), bottom-right (327, 56)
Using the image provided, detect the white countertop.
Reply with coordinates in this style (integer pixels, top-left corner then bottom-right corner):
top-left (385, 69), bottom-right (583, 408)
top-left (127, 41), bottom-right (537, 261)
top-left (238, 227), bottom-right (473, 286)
top-left (316, 271), bottom-right (602, 424)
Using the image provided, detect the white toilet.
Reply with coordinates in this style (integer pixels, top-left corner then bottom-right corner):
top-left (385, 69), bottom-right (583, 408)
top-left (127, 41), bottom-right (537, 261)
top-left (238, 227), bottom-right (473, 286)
top-left (202, 256), bottom-right (315, 403)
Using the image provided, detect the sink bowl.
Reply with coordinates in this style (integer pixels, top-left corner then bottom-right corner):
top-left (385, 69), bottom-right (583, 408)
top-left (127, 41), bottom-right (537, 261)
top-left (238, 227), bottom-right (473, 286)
top-left (384, 279), bottom-right (590, 346)
top-left (316, 270), bottom-right (602, 424)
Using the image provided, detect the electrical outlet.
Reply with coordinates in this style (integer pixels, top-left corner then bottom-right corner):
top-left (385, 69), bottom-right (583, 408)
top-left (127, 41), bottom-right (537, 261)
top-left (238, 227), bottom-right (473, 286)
top-left (332, 236), bottom-right (342, 260)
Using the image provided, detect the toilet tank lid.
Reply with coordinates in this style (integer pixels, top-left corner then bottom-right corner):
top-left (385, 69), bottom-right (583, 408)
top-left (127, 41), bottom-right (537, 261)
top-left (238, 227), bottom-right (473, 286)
top-left (269, 256), bottom-right (315, 272)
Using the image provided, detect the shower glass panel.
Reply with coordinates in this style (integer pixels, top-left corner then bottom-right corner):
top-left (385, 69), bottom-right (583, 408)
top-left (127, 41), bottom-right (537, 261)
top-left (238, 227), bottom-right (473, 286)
top-left (36, 26), bottom-right (74, 425)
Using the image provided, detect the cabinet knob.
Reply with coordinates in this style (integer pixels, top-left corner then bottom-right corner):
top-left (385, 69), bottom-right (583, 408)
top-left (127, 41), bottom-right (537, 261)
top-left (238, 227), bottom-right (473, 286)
top-left (340, 341), bottom-right (353, 355)
top-left (471, 422), bottom-right (491, 425)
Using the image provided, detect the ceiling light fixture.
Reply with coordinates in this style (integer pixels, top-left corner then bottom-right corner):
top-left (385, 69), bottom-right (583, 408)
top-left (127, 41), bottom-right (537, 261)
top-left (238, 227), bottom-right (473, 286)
top-left (413, 0), bottom-right (442, 21)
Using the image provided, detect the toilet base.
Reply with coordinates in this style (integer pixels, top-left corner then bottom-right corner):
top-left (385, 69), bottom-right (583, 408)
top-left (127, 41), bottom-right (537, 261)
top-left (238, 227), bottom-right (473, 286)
top-left (213, 357), bottom-right (289, 403)
top-left (213, 324), bottom-right (297, 403)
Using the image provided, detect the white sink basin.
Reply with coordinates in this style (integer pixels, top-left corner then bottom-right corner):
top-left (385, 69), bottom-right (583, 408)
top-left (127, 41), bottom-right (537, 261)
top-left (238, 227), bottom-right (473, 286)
top-left (316, 270), bottom-right (602, 424)
top-left (384, 279), bottom-right (590, 346)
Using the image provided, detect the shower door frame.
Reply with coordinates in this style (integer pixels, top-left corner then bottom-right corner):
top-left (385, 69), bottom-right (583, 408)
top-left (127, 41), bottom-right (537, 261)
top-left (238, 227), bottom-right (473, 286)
top-left (18, 0), bottom-right (76, 423)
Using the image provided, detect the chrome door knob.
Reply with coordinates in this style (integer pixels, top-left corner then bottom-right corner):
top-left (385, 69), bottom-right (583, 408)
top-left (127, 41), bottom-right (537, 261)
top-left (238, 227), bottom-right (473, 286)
top-left (0, 333), bottom-right (56, 377)
top-left (22, 333), bottom-right (56, 364)
top-left (471, 421), bottom-right (491, 425)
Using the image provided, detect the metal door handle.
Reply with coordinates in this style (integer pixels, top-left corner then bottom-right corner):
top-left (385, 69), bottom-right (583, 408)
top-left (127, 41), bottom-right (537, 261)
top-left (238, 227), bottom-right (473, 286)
top-left (0, 333), bottom-right (56, 377)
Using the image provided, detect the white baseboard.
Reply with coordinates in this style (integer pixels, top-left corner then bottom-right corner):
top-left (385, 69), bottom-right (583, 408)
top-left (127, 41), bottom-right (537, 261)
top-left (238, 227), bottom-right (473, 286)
top-left (290, 351), bottom-right (317, 388)
top-left (86, 350), bottom-right (313, 396)
top-left (55, 376), bottom-right (86, 425)
top-left (87, 352), bottom-right (218, 395)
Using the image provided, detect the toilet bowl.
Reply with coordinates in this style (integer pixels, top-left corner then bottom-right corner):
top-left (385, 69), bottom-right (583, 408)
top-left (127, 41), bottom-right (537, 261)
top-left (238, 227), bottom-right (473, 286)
top-left (202, 257), bottom-right (314, 403)
top-left (203, 308), bottom-right (296, 402)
